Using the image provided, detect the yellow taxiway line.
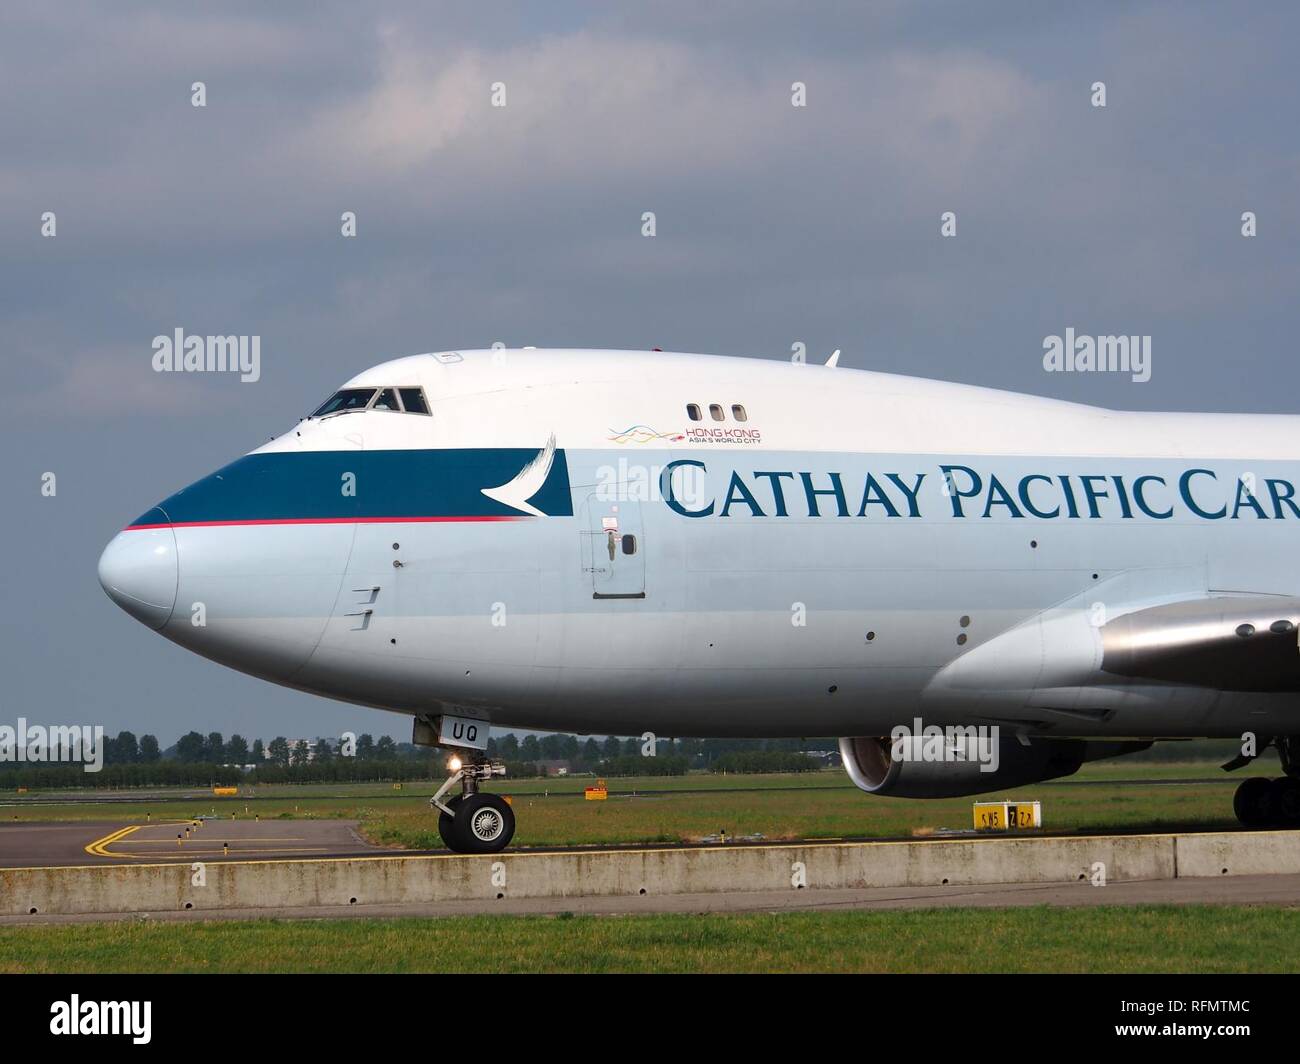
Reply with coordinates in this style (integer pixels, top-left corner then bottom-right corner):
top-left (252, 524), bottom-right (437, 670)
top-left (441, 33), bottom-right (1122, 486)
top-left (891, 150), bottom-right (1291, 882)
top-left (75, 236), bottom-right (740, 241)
top-left (83, 824), bottom-right (322, 860)
top-left (84, 825), bottom-right (141, 857)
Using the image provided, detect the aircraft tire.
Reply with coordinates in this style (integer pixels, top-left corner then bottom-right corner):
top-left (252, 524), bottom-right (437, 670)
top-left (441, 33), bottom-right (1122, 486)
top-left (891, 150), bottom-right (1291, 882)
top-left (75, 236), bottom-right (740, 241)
top-left (1233, 776), bottom-right (1275, 828)
top-left (1271, 777), bottom-right (1300, 827)
top-left (452, 794), bottom-right (515, 854)
top-left (438, 795), bottom-right (466, 852)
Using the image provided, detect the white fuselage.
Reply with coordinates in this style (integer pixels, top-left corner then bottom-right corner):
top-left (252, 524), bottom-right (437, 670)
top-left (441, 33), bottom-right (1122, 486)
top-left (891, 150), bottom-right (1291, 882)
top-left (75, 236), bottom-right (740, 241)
top-left (98, 349), bottom-right (1300, 740)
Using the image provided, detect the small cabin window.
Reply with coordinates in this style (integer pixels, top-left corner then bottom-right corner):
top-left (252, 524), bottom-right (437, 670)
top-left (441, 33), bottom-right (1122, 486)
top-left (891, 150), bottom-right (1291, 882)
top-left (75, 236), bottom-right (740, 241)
top-left (371, 388), bottom-right (401, 411)
top-left (686, 403), bottom-right (702, 421)
top-left (621, 534), bottom-right (637, 556)
top-left (731, 404), bottom-right (747, 422)
top-left (399, 387), bottom-right (430, 414)
top-left (709, 403), bottom-right (725, 421)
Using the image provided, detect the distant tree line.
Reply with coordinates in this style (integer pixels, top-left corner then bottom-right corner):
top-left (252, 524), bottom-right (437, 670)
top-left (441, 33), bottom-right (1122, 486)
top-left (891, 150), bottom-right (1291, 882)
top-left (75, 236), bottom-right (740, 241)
top-left (1, 729), bottom-right (838, 790)
top-left (0, 761), bottom-right (245, 789)
top-left (600, 754), bottom-right (690, 777)
top-left (709, 751), bottom-right (821, 774)
top-left (485, 734), bottom-right (833, 767)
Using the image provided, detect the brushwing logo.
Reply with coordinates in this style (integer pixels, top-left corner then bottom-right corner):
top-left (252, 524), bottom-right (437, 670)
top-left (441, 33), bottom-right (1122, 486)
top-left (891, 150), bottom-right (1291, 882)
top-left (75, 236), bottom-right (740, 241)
top-left (481, 434), bottom-right (557, 516)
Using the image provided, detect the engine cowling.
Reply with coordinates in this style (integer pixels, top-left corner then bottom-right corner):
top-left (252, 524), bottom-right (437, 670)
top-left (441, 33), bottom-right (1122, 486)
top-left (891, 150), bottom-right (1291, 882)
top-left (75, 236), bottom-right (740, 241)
top-left (838, 734), bottom-right (1150, 798)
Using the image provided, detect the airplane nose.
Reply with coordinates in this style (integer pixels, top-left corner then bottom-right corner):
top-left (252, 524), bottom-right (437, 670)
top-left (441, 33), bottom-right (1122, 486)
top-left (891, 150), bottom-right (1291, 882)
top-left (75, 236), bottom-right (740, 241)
top-left (97, 508), bottom-right (178, 630)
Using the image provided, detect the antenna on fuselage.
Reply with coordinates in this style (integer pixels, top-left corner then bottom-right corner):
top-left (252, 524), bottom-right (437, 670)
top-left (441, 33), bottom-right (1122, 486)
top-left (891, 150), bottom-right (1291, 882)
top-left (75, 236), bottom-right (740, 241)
top-left (826, 349), bottom-right (841, 367)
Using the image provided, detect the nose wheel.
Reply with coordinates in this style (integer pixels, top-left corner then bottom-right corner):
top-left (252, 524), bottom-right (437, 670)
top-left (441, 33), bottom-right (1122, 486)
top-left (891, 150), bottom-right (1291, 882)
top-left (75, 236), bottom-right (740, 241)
top-left (431, 755), bottom-right (515, 853)
top-left (454, 794), bottom-right (515, 851)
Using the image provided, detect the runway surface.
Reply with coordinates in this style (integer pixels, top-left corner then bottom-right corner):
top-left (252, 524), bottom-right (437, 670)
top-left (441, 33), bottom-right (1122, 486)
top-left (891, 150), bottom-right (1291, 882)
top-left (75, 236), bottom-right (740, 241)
top-left (0, 819), bottom-right (382, 867)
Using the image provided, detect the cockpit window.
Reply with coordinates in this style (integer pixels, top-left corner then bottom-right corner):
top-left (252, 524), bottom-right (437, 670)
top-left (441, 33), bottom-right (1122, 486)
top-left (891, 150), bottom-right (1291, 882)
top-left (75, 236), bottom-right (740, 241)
top-left (312, 388), bottom-right (375, 416)
top-left (372, 388), bottom-right (401, 412)
top-left (399, 387), bottom-right (430, 415)
top-left (309, 385), bottom-right (431, 418)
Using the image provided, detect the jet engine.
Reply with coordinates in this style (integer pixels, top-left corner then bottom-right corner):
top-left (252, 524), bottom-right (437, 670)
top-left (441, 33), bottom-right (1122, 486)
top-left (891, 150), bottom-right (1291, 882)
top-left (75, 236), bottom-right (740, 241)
top-left (838, 734), bottom-right (1151, 799)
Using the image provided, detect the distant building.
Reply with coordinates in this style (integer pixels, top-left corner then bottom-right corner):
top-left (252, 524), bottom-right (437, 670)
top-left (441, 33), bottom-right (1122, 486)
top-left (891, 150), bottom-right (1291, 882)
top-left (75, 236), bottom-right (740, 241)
top-left (536, 759), bottom-right (572, 777)
top-left (287, 738), bottom-right (320, 763)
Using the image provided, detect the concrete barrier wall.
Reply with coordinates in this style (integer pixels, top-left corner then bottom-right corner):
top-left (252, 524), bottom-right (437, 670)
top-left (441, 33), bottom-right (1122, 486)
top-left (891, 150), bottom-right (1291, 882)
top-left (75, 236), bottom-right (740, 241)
top-left (0, 830), bottom-right (1293, 917)
top-left (1174, 830), bottom-right (1300, 879)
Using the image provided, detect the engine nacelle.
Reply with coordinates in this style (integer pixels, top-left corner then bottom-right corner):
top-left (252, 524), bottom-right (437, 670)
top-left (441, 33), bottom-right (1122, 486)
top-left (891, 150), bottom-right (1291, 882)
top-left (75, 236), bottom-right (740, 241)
top-left (838, 734), bottom-right (1150, 799)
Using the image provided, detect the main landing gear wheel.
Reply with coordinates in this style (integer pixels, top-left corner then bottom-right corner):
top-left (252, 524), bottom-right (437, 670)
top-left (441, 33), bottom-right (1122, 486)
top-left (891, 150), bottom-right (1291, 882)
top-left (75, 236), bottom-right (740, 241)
top-left (1232, 776), bottom-right (1300, 828)
top-left (1272, 777), bottom-right (1300, 825)
top-left (1233, 777), bottom-right (1275, 828)
top-left (1233, 735), bottom-right (1300, 828)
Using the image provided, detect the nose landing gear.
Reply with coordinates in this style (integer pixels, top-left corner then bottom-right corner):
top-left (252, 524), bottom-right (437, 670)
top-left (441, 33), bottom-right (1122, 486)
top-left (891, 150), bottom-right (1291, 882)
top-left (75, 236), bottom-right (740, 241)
top-left (431, 754), bottom-right (515, 853)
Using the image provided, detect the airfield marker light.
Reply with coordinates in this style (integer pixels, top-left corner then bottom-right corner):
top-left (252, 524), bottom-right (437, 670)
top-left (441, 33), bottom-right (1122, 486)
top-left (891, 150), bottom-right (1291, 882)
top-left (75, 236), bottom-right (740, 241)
top-left (223, 843), bottom-right (229, 856)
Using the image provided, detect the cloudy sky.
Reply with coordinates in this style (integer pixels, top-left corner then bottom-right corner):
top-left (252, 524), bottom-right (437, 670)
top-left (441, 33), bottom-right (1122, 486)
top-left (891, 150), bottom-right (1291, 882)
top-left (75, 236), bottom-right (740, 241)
top-left (4, 1), bottom-right (1297, 745)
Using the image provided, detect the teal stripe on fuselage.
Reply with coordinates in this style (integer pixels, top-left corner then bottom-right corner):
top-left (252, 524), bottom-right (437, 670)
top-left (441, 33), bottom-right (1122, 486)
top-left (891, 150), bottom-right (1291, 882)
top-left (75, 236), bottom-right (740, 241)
top-left (132, 448), bottom-right (574, 526)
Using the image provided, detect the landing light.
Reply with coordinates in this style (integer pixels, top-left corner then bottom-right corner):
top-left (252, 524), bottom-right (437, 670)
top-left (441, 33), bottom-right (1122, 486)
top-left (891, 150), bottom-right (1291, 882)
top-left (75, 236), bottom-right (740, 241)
top-left (448, 755), bottom-right (463, 772)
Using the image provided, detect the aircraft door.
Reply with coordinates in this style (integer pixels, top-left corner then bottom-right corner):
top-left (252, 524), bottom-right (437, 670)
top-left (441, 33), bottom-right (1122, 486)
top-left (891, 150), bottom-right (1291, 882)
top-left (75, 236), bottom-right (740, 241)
top-left (580, 495), bottom-right (645, 599)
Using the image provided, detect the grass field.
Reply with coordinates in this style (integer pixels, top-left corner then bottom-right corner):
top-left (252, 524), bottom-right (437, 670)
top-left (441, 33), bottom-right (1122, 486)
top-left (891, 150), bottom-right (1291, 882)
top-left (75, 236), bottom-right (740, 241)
top-left (0, 761), bottom-right (1265, 848)
top-left (1, 905), bottom-right (1295, 973)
